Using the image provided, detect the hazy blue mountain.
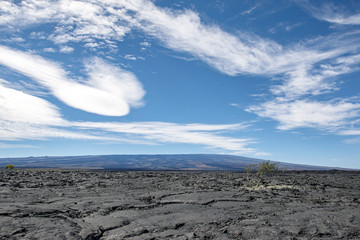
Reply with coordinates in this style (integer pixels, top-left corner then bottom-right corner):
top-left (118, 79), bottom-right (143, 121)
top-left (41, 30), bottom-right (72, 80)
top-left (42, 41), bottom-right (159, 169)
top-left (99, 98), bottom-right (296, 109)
top-left (0, 154), bottom-right (351, 171)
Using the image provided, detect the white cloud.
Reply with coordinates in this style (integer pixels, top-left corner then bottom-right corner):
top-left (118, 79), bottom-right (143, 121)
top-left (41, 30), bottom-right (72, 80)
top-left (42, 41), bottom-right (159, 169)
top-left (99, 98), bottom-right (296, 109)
top-left (84, 42), bottom-right (99, 49)
top-left (124, 54), bottom-right (137, 60)
top-left (230, 103), bottom-right (241, 108)
top-left (74, 121), bottom-right (255, 153)
top-left (30, 31), bottom-right (47, 40)
top-left (269, 22), bottom-right (302, 34)
top-left (339, 130), bottom-right (360, 136)
top-left (258, 50), bottom-right (360, 133)
top-left (9, 37), bottom-right (25, 43)
top-left (84, 57), bottom-right (145, 108)
top-left (0, 0), bottom-right (130, 46)
top-left (59, 46), bottom-right (74, 53)
top-left (270, 63), bottom-right (343, 99)
top-left (0, 81), bottom-right (113, 141)
top-left (241, 4), bottom-right (259, 15)
top-left (0, 45), bottom-right (145, 116)
top-left (343, 137), bottom-right (360, 144)
top-left (54, 0), bottom-right (130, 43)
top-left (0, 0), bottom-right (57, 26)
top-left (140, 41), bottom-right (151, 47)
top-left (247, 99), bottom-right (360, 131)
top-left (303, 2), bottom-right (360, 25)
top-left (0, 80), bottom-right (64, 125)
top-left (120, 0), bottom-right (282, 76)
top-left (0, 143), bottom-right (37, 149)
top-left (0, 119), bottom-right (257, 154)
top-left (0, 81), bottom-right (257, 153)
top-left (44, 47), bottom-right (56, 53)
top-left (0, 120), bottom-right (109, 141)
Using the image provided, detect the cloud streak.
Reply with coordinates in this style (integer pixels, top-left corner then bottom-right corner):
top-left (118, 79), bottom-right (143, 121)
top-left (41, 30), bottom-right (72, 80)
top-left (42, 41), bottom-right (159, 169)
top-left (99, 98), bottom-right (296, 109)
top-left (119, 0), bottom-right (320, 76)
top-left (74, 121), bottom-right (255, 153)
top-left (0, 45), bottom-right (145, 116)
top-left (0, 80), bottom-right (257, 153)
top-left (247, 99), bottom-right (360, 131)
top-left (0, 0), bottom-right (130, 45)
top-left (302, 1), bottom-right (360, 25)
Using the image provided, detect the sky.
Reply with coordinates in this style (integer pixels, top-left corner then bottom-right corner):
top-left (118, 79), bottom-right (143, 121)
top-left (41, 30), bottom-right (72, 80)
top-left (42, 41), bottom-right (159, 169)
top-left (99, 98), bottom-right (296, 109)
top-left (0, 0), bottom-right (359, 168)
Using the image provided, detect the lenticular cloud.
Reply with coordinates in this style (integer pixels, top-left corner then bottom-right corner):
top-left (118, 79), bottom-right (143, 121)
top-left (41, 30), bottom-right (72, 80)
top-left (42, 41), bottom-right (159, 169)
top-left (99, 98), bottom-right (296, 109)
top-left (0, 45), bottom-right (145, 116)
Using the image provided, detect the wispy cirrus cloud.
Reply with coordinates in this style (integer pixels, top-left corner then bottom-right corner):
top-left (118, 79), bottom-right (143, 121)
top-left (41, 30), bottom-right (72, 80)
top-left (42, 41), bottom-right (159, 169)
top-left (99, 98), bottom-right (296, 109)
top-left (74, 121), bottom-right (254, 153)
top-left (0, 143), bottom-right (38, 149)
top-left (120, 0), bottom-right (308, 76)
top-left (343, 137), bottom-right (360, 144)
top-left (301, 1), bottom-right (360, 25)
top-left (0, 45), bottom-right (145, 116)
top-left (247, 99), bottom-right (360, 131)
top-left (0, 0), bottom-right (130, 46)
top-left (269, 22), bottom-right (302, 34)
top-left (59, 46), bottom-right (74, 53)
top-left (0, 0), bottom-right (356, 76)
top-left (0, 82), bottom-right (258, 153)
top-left (0, 0), bottom-right (57, 26)
top-left (339, 129), bottom-right (360, 136)
top-left (241, 4), bottom-right (259, 16)
top-left (0, 121), bottom-right (108, 142)
top-left (270, 52), bottom-right (360, 99)
top-left (0, 0), bottom-right (344, 75)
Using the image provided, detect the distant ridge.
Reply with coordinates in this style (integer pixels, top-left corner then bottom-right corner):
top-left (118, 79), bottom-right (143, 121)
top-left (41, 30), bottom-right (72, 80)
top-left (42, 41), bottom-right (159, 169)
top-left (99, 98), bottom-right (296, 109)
top-left (0, 154), bottom-right (352, 171)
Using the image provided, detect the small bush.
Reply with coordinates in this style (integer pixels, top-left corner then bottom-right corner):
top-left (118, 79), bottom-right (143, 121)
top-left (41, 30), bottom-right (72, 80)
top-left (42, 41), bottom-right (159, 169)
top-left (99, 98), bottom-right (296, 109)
top-left (256, 161), bottom-right (278, 185)
top-left (245, 164), bottom-right (256, 182)
top-left (245, 161), bottom-right (278, 187)
top-left (4, 164), bottom-right (15, 170)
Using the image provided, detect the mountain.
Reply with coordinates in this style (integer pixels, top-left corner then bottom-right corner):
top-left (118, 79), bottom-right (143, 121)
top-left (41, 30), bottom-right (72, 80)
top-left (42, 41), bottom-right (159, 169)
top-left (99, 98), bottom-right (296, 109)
top-left (0, 154), bottom-right (349, 171)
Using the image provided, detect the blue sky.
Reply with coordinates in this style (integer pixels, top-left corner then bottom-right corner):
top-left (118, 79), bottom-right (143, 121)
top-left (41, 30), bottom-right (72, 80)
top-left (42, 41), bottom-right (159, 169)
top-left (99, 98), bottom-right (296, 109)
top-left (0, 0), bottom-right (359, 168)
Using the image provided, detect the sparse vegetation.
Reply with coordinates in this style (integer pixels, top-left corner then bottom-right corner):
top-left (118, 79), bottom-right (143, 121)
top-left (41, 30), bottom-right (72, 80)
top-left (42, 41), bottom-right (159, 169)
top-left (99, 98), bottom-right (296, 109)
top-left (245, 161), bottom-right (279, 187)
top-left (256, 161), bottom-right (278, 186)
top-left (245, 164), bottom-right (256, 183)
top-left (4, 164), bottom-right (15, 170)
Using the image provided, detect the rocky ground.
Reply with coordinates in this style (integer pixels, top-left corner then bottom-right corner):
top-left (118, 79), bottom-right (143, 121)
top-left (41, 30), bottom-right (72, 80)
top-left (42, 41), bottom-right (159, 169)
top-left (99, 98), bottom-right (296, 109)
top-left (0, 170), bottom-right (359, 240)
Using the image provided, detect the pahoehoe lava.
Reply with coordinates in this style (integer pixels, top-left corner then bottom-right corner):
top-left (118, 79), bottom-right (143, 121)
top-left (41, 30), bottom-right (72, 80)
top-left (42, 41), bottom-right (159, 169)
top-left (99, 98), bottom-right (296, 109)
top-left (0, 170), bottom-right (359, 239)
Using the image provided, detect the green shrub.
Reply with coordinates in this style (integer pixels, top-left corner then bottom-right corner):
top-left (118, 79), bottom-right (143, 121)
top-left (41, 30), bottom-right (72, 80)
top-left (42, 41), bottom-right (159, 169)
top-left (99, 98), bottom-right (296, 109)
top-left (4, 164), bottom-right (15, 170)
top-left (245, 161), bottom-right (278, 187)
top-left (245, 164), bottom-right (256, 183)
top-left (256, 161), bottom-right (278, 185)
